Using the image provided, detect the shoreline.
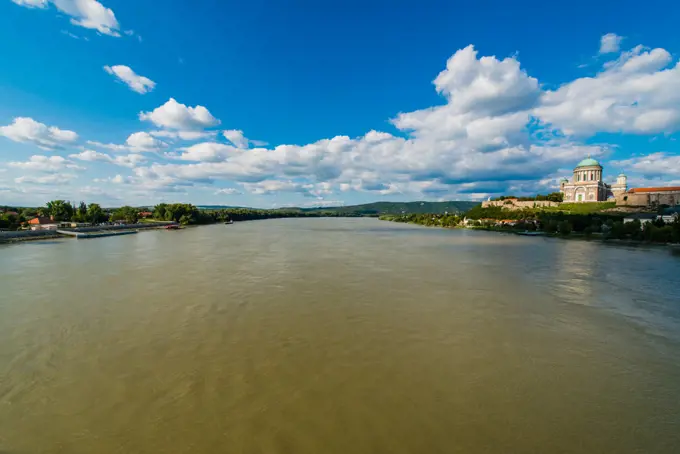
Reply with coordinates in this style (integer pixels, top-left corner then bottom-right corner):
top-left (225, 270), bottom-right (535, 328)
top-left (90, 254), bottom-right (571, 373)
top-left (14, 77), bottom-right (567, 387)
top-left (380, 219), bottom-right (680, 251)
top-left (0, 222), bottom-right (176, 244)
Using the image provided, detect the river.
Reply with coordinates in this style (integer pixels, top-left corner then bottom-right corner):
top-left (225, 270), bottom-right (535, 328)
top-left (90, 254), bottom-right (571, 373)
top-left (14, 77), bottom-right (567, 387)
top-left (1, 218), bottom-right (679, 453)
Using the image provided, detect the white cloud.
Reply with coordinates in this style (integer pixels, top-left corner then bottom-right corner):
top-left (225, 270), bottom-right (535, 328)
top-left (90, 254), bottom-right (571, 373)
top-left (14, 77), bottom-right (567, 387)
top-left (13, 0), bottom-right (122, 36)
top-left (139, 98), bottom-right (220, 130)
top-left (600, 33), bottom-right (622, 54)
top-left (174, 142), bottom-right (238, 162)
top-left (150, 130), bottom-right (217, 141)
top-left (86, 140), bottom-right (128, 152)
top-left (84, 132), bottom-right (167, 154)
top-left (120, 40), bottom-right (609, 197)
top-left (215, 188), bottom-right (242, 195)
top-left (13, 37), bottom-right (678, 202)
top-left (125, 132), bottom-right (167, 152)
top-left (51, 0), bottom-right (120, 36)
top-left (113, 154), bottom-right (146, 168)
top-left (69, 149), bottom-right (111, 162)
top-left (101, 167), bottom-right (201, 193)
top-left (243, 180), bottom-right (312, 196)
top-left (8, 155), bottom-right (84, 172)
top-left (69, 149), bottom-right (145, 167)
top-left (431, 45), bottom-right (540, 117)
top-left (77, 185), bottom-right (121, 199)
top-left (104, 65), bottom-right (156, 94)
top-left (11, 0), bottom-right (47, 8)
top-left (223, 130), bottom-right (248, 148)
top-left (15, 173), bottom-right (77, 185)
top-left (611, 152), bottom-right (680, 178)
top-left (0, 117), bottom-right (78, 150)
top-left (535, 45), bottom-right (680, 135)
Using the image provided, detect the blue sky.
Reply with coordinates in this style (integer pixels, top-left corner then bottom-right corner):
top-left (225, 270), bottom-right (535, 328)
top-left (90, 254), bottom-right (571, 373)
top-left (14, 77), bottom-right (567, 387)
top-left (1, 0), bottom-right (679, 208)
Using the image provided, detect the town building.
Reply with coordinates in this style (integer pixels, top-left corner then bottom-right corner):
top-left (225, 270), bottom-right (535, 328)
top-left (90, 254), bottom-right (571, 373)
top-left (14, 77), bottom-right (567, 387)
top-left (660, 206), bottom-right (680, 223)
top-left (27, 217), bottom-right (59, 231)
top-left (623, 213), bottom-right (658, 226)
top-left (559, 157), bottom-right (627, 203)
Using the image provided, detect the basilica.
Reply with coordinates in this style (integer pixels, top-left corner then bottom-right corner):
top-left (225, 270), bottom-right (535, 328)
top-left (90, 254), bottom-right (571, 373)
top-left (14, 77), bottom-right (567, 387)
top-left (560, 157), bottom-right (627, 203)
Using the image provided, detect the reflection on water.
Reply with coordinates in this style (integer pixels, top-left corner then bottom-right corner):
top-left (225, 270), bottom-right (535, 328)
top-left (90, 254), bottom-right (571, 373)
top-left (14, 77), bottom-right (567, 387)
top-left (1, 218), bottom-right (680, 454)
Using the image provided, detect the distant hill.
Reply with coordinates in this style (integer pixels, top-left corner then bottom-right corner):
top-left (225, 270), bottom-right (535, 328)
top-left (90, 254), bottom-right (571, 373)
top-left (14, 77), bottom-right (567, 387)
top-left (303, 201), bottom-right (479, 215)
top-left (198, 201), bottom-right (479, 215)
top-left (197, 205), bottom-right (249, 210)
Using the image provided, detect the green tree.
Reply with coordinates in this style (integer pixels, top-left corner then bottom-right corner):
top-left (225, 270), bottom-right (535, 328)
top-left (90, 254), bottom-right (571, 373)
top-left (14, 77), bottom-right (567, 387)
top-left (558, 221), bottom-right (573, 236)
top-left (41, 200), bottom-right (74, 221)
top-left (76, 201), bottom-right (88, 221)
top-left (608, 222), bottom-right (626, 240)
top-left (544, 220), bottom-right (559, 234)
top-left (153, 203), bottom-right (167, 220)
top-left (86, 203), bottom-right (107, 224)
top-left (111, 206), bottom-right (139, 224)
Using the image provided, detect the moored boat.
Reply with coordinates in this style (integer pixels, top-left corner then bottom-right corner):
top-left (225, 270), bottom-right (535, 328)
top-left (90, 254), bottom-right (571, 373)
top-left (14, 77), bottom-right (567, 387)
top-left (515, 231), bottom-right (546, 236)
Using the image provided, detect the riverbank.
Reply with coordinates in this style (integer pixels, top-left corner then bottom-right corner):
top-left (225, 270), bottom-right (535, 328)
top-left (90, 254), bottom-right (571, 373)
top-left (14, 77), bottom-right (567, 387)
top-left (0, 222), bottom-right (176, 244)
top-left (379, 217), bottom-right (680, 252)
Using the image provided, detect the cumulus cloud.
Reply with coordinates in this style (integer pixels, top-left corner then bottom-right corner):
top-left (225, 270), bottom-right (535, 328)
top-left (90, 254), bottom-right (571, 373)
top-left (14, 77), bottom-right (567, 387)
top-left (69, 150), bottom-right (146, 167)
top-left (69, 149), bottom-right (112, 162)
top-left (113, 154), bottom-right (146, 168)
top-left (11, 0), bottom-right (47, 8)
top-left (85, 132), bottom-right (167, 153)
top-left (139, 98), bottom-right (220, 130)
top-left (611, 152), bottom-right (680, 178)
top-left (15, 173), bottom-right (77, 185)
top-left (215, 188), bottom-right (242, 195)
top-left (243, 180), bottom-right (312, 196)
top-left (173, 142), bottom-right (238, 162)
top-left (431, 45), bottom-right (540, 117)
top-left (86, 140), bottom-right (128, 152)
top-left (150, 130), bottom-right (217, 141)
top-left (52, 0), bottom-right (120, 36)
top-left (223, 130), bottom-right (249, 148)
top-left (600, 33), bottom-right (622, 54)
top-left (535, 44), bottom-right (680, 135)
top-left (125, 131), bottom-right (167, 152)
top-left (13, 0), bottom-right (122, 36)
top-left (0, 117), bottom-right (78, 150)
top-left (102, 167), bottom-right (203, 193)
top-left (104, 65), bottom-right (156, 94)
top-left (8, 155), bottom-right (84, 172)
top-left (110, 44), bottom-right (635, 199)
top-left (21, 37), bottom-right (678, 202)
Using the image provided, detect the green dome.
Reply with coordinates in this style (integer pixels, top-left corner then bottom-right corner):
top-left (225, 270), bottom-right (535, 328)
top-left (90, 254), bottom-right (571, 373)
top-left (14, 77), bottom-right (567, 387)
top-left (576, 157), bottom-right (601, 168)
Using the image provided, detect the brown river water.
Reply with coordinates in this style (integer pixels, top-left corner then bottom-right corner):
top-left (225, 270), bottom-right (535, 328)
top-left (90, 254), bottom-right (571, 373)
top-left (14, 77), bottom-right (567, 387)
top-left (1, 218), bottom-right (680, 453)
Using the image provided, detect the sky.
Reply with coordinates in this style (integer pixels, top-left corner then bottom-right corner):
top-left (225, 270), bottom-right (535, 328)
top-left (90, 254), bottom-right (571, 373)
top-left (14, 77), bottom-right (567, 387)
top-left (1, 0), bottom-right (680, 208)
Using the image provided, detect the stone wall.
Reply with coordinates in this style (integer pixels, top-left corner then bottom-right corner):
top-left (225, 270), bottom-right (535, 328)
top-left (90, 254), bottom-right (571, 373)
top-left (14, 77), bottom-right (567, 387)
top-left (616, 191), bottom-right (680, 207)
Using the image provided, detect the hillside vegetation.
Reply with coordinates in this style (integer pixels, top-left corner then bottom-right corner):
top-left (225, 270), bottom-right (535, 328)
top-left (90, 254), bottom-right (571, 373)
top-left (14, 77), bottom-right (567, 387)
top-left (304, 201), bottom-right (479, 215)
top-left (201, 201), bottom-right (479, 216)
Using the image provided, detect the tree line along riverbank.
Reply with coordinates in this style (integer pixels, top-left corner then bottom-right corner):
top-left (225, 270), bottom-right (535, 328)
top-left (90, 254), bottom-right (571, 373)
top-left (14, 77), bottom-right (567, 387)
top-left (0, 200), bottom-right (378, 233)
top-left (379, 204), bottom-right (680, 245)
top-left (3, 199), bottom-right (678, 245)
